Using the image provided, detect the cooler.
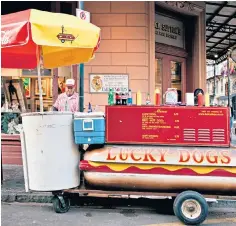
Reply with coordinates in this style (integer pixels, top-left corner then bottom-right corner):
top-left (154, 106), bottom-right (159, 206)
top-left (74, 112), bottom-right (105, 144)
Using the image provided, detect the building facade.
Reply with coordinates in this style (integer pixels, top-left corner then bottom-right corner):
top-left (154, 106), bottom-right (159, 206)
top-left (206, 58), bottom-right (236, 106)
top-left (1, 1), bottom-right (207, 111)
top-left (82, 1), bottom-right (206, 110)
top-left (1, 1), bottom-right (207, 165)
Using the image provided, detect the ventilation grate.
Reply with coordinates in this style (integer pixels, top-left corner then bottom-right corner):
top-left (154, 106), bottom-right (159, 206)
top-left (183, 129), bottom-right (196, 141)
top-left (212, 129), bottom-right (225, 142)
top-left (198, 129), bottom-right (210, 142)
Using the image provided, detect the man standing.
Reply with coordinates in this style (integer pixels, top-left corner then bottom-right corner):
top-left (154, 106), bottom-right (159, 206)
top-left (53, 79), bottom-right (79, 113)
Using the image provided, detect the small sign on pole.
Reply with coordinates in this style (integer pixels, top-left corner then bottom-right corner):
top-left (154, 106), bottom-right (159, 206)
top-left (76, 9), bottom-right (90, 22)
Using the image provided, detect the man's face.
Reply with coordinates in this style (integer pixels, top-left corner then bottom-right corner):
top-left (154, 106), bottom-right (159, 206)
top-left (66, 86), bottom-right (75, 96)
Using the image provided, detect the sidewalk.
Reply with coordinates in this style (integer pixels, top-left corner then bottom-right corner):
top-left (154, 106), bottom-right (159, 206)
top-left (1, 164), bottom-right (236, 209)
top-left (1, 165), bottom-right (53, 203)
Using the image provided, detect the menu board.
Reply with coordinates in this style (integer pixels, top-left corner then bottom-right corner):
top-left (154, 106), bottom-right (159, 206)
top-left (106, 106), bottom-right (230, 147)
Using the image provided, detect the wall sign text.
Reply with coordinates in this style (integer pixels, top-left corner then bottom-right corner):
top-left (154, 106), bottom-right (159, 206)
top-left (155, 14), bottom-right (185, 49)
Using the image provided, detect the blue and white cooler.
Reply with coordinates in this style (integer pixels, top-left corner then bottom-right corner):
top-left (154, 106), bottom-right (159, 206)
top-left (73, 112), bottom-right (105, 144)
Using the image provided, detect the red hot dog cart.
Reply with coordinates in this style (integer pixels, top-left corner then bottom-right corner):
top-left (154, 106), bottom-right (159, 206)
top-left (46, 104), bottom-right (236, 226)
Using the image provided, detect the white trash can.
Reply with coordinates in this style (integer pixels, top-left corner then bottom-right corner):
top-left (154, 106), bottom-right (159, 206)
top-left (21, 112), bottom-right (80, 191)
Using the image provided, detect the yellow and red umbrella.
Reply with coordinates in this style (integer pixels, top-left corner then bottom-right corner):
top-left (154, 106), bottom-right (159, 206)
top-left (1, 9), bottom-right (100, 111)
top-left (1, 9), bottom-right (100, 69)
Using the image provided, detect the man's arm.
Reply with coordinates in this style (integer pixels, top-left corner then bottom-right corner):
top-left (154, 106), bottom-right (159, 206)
top-left (53, 95), bottom-right (60, 111)
top-left (76, 93), bottom-right (80, 112)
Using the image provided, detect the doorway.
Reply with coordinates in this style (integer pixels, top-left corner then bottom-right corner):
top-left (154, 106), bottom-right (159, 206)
top-left (155, 53), bottom-right (186, 103)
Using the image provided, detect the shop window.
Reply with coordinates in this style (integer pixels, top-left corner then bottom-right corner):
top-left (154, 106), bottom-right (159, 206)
top-left (155, 59), bottom-right (163, 103)
top-left (170, 61), bottom-right (182, 102)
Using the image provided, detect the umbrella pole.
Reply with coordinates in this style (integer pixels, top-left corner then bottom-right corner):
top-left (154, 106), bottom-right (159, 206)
top-left (78, 1), bottom-right (85, 112)
top-left (37, 64), bottom-right (44, 112)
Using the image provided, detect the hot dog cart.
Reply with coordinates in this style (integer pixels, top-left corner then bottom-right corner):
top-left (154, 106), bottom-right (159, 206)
top-left (21, 105), bottom-right (235, 226)
top-left (4, 9), bottom-right (235, 226)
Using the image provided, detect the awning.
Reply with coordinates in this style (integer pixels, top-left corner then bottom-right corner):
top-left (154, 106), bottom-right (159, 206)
top-left (206, 1), bottom-right (236, 61)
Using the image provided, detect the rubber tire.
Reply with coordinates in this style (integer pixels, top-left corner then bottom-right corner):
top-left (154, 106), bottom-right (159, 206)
top-left (52, 196), bottom-right (70, 214)
top-left (173, 191), bottom-right (208, 225)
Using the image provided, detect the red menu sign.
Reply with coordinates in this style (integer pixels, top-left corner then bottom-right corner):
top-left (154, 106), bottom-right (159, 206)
top-left (106, 106), bottom-right (230, 147)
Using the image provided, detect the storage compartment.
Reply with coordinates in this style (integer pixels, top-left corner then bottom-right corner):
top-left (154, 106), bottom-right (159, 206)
top-left (74, 112), bottom-right (105, 144)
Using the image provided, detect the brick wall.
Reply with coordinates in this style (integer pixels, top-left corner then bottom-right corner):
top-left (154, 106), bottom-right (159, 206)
top-left (1, 135), bottom-right (22, 165)
top-left (83, 1), bottom-right (150, 111)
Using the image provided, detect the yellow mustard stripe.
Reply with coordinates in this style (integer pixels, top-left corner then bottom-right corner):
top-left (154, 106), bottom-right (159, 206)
top-left (89, 161), bottom-right (236, 174)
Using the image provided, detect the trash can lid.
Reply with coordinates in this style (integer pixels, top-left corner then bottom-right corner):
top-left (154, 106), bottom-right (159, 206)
top-left (21, 111), bottom-right (73, 117)
top-left (74, 112), bottom-right (105, 118)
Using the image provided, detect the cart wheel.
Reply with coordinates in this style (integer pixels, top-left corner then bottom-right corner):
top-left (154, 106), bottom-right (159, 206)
top-left (52, 195), bottom-right (70, 214)
top-left (173, 191), bottom-right (208, 225)
top-left (61, 39), bottom-right (65, 43)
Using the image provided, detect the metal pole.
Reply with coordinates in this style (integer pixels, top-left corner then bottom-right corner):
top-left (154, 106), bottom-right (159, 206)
top-left (213, 61), bottom-right (216, 99)
top-left (1, 150), bottom-right (3, 184)
top-left (37, 63), bottom-right (43, 112)
top-left (79, 1), bottom-right (84, 112)
top-left (227, 50), bottom-right (231, 107)
top-left (36, 46), bottom-right (43, 112)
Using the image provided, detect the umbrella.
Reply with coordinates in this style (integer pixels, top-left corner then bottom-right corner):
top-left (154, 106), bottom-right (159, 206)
top-left (1, 9), bottom-right (100, 111)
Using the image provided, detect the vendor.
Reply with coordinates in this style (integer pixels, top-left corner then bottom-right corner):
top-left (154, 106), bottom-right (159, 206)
top-left (53, 79), bottom-right (79, 112)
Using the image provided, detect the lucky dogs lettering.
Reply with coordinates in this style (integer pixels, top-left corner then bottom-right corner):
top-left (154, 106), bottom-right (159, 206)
top-left (106, 148), bottom-right (231, 165)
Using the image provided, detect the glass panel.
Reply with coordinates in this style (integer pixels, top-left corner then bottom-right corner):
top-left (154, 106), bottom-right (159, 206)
top-left (171, 61), bottom-right (182, 102)
top-left (155, 59), bottom-right (163, 103)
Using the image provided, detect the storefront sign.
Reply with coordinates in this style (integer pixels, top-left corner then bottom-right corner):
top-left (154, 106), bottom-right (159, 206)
top-left (155, 14), bottom-right (184, 49)
top-left (89, 74), bottom-right (129, 93)
top-left (106, 106), bottom-right (230, 147)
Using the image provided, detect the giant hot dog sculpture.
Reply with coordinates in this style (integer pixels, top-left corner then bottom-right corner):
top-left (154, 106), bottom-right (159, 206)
top-left (80, 146), bottom-right (236, 194)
